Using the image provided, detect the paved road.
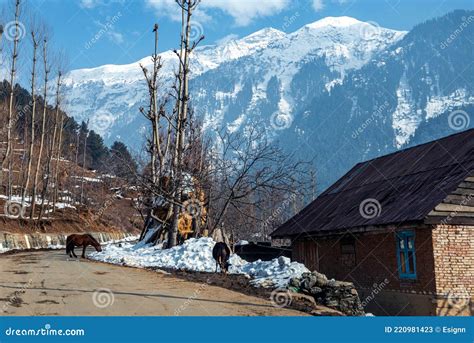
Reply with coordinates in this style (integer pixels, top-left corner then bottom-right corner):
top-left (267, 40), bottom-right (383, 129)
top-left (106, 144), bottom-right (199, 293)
top-left (0, 249), bottom-right (305, 316)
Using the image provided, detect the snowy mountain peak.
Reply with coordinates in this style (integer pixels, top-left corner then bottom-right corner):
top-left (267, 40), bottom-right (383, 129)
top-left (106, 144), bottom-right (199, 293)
top-left (243, 27), bottom-right (286, 41)
top-left (62, 16), bottom-right (407, 140)
top-left (306, 16), bottom-right (364, 29)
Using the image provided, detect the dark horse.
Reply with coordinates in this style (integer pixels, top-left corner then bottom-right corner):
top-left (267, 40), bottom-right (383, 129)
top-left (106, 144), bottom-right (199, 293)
top-left (66, 234), bottom-right (102, 258)
top-left (212, 242), bottom-right (231, 273)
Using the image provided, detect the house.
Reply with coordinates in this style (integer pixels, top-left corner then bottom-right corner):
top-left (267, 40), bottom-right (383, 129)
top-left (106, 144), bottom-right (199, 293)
top-left (271, 129), bottom-right (474, 316)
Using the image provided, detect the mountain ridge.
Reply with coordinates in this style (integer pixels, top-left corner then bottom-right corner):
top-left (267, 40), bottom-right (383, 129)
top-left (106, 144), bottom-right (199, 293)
top-left (61, 11), bottom-right (473, 191)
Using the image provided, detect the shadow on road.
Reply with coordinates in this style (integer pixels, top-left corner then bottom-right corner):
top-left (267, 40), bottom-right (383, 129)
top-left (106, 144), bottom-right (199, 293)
top-left (0, 284), bottom-right (275, 309)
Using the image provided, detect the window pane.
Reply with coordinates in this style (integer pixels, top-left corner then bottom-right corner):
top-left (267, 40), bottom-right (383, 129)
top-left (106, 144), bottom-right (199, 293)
top-left (399, 252), bottom-right (406, 273)
top-left (407, 237), bottom-right (414, 250)
top-left (408, 251), bottom-right (415, 273)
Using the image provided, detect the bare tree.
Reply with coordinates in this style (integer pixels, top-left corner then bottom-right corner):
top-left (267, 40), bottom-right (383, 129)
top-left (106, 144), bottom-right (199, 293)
top-left (167, 0), bottom-right (204, 247)
top-left (39, 67), bottom-right (61, 218)
top-left (30, 37), bottom-right (49, 219)
top-left (205, 127), bottom-right (310, 239)
top-left (1, 0), bottom-right (21, 199)
top-left (52, 64), bottom-right (66, 212)
top-left (21, 29), bottom-right (39, 209)
top-left (80, 120), bottom-right (88, 205)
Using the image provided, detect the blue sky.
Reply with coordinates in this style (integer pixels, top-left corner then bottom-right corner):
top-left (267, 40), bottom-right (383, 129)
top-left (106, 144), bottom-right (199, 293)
top-left (7, 0), bottom-right (474, 70)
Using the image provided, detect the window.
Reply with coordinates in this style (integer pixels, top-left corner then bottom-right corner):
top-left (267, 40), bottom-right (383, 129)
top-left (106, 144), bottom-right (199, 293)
top-left (396, 231), bottom-right (417, 279)
top-left (340, 236), bottom-right (356, 267)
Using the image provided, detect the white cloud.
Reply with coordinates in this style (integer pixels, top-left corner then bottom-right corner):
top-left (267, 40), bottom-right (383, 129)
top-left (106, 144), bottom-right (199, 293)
top-left (312, 0), bottom-right (324, 11)
top-left (80, 0), bottom-right (126, 9)
top-left (146, 0), bottom-right (182, 21)
top-left (80, 0), bottom-right (99, 8)
top-left (203, 0), bottom-right (289, 26)
top-left (93, 15), bottom-right (124, 46)
top-left (146, 0), bottom-right (289, 26)
top-left (108, 31), bottom-right (124, 44)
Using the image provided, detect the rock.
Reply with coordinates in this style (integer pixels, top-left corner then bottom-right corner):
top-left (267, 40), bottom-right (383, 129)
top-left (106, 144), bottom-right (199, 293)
top-left (289, 270), bottom-right (365, 316)
top-left (301, 274), bottom-right (317, 289)
top-left (289, 277), bottom-right (301, 288)
top-left (312, 271), bottom-right (329, 286)
top-left (309, 286), bottom-right (323, 295)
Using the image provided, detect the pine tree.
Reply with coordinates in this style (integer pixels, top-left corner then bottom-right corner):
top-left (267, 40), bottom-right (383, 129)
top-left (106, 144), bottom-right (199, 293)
top-left (109, 141), bottom-right (137, 179)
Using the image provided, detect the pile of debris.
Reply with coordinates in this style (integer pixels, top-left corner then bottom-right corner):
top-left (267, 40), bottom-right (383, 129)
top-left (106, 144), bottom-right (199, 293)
top-left (289, 271), bottom-right (365, 316)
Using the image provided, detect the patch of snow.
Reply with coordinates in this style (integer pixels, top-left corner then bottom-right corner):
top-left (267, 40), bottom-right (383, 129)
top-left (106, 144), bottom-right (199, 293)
top-left (392, 73), bottom-right (421, 148)
top-left (425, 88), bottom-right (474, 119)
top-left (72, 176), bottom-right (102, 183)
top-left (89, 237), bottom-right (309, 288)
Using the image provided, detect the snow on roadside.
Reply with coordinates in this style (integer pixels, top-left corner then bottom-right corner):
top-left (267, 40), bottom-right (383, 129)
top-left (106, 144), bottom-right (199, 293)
top-left (89, 237), bottom-right (309, 288)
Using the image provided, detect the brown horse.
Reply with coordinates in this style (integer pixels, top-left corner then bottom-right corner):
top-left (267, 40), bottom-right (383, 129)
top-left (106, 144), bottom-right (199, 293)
top-left (66, 234), bottom-right (102, 258)
top-left (212, 242), bottom-right (231, 273)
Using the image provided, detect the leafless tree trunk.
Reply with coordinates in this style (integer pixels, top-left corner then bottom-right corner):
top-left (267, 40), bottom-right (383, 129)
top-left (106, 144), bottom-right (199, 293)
top-left (1, 0), bottom-right (21, 199)
top-left (21, 31), bottom-right (39, 210)
top-left (30, 38), bottom-right (49, 219)
top-left (139, 24), bottom-right (164, 185)
top-left (168, 0), bottom-right (204, 248)
top-left (52, 84), bottom-right (65, 212)
top-left (80, 121), bottom-right (88, 205)
top-left (39, 70), bottom-right (61, 218)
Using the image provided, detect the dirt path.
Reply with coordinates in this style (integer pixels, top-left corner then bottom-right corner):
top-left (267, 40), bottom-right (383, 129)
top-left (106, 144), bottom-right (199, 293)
top-left (0, 249), bottom-right (306, 316)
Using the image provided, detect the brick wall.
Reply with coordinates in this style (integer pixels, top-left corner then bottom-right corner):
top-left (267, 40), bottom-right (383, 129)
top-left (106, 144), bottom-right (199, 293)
top-left (291, 225), bottom-right (473, 315)
top-left (432, 225), bottom-right (473, 315)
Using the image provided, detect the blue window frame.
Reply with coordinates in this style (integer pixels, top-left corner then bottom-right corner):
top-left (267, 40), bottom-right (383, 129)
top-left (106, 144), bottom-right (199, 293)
top-left (396, 231), bottom-right (417, 279)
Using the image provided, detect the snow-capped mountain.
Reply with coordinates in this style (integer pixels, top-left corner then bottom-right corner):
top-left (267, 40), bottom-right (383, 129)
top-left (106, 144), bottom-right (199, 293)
top-left (62, 16), bottom-right (404, 140)
top-left (62, 11), bottom-right (474, 191)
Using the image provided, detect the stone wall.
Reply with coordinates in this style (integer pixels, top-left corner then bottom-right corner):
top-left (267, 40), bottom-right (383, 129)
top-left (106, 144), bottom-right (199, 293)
top-left (432, 225), bottom-right (473, 316)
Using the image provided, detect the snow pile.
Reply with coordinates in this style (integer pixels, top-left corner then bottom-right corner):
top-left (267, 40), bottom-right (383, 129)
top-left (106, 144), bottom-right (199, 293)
top-left (89, 237), bottom-right (309, 288)
top-left (229, 253), bottom-right (310, 288)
